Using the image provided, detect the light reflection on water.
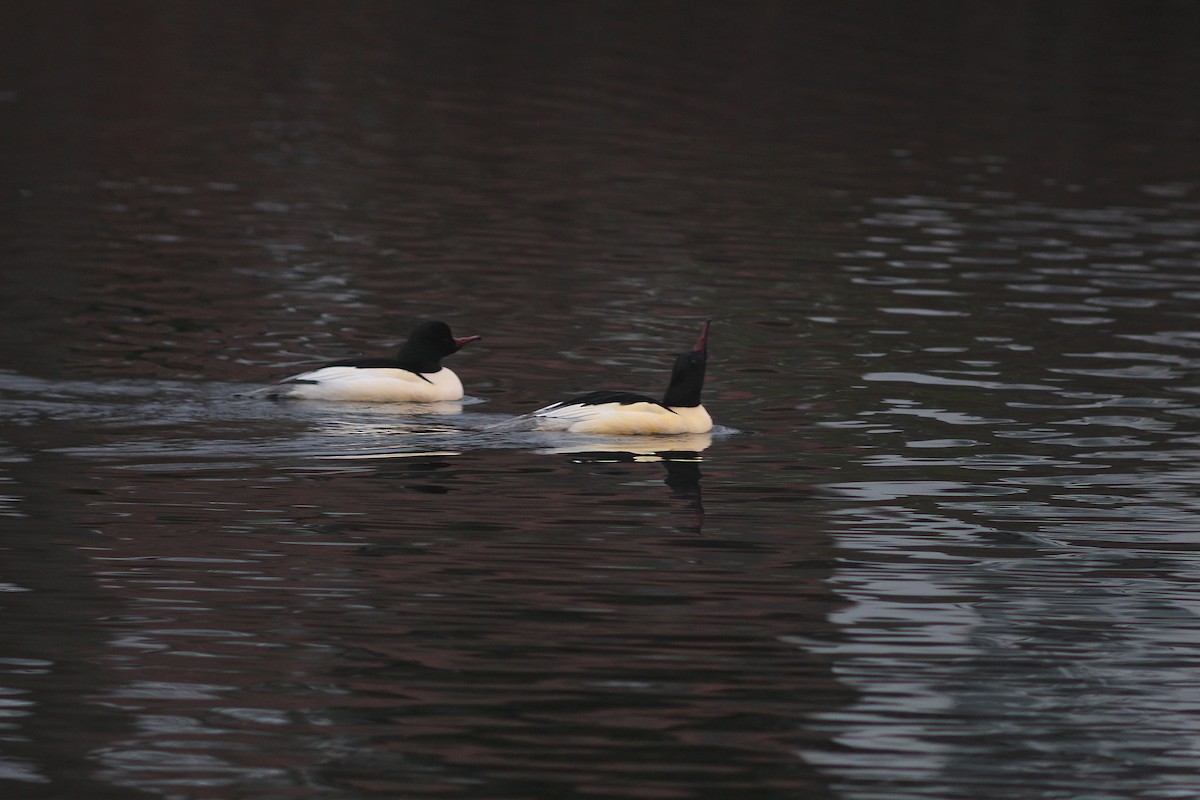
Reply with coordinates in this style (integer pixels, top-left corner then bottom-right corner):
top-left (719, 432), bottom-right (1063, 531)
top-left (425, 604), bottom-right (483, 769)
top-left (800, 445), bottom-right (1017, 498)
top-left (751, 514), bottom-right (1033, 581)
top-left (4, 3), bottom-right (1200, 799)
top-left (799, 189), bottom-right (1200, 799)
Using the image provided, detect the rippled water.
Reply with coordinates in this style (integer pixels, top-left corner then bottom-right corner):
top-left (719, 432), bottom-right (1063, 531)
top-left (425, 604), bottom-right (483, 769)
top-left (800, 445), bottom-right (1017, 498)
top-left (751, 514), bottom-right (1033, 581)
top-left (4, 3), bottom-right (1200, 799)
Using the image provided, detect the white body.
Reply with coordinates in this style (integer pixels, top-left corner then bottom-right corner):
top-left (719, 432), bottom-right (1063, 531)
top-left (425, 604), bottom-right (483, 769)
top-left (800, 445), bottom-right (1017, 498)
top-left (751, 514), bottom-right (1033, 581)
top-left (526, 401), bottom-right (712, 435)
top-left (269, 366), bottom-right (465, 402)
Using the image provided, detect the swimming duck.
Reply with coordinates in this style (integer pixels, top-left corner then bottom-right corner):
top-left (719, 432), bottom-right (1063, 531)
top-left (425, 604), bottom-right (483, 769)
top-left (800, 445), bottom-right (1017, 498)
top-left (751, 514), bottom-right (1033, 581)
top-left (254, 320), bottom-right (480, 402)
top-left (506, 320), bottom-right (712, 435)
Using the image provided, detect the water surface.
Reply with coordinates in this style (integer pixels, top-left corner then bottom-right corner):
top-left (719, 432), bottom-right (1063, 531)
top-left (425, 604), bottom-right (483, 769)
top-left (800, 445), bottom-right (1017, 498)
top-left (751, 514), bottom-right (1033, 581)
top-left (3, 3), bottom-right (1200, 799)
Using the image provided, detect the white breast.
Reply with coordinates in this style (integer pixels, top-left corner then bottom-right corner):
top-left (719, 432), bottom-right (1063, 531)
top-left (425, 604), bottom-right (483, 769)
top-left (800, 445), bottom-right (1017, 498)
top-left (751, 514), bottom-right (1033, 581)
top-left (530, 401), bottom-right (712, 435)
top-left (272, 366), bottom-right (465, 402)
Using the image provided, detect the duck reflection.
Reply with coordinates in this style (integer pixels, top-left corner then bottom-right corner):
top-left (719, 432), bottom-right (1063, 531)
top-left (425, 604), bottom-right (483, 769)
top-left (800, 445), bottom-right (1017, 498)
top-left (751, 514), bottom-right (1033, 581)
top-left (309, 420), bottom-right (712, 531)
top-left (535, 432), bottom-right (711, 532)
top-left (532, 432), bottom-right (713, 458)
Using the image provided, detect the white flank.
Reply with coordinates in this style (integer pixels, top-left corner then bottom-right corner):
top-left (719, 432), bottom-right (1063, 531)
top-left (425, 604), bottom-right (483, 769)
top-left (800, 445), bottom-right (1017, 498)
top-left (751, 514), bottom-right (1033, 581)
top-left (271, 366), bottom-right (465, 402)
top-left (530, 401), bottom-right (712, 435)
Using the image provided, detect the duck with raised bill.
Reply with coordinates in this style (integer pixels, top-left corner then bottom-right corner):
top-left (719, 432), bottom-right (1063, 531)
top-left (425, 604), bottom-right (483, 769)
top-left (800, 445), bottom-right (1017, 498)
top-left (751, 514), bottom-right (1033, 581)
top-left (507, 320), bottom-right (713, 435)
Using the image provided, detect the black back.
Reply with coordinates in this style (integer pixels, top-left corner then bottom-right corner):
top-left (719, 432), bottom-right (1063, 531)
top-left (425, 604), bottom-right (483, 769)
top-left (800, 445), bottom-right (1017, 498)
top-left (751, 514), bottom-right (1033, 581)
top-left (552, 389), bottom-right (663, 409)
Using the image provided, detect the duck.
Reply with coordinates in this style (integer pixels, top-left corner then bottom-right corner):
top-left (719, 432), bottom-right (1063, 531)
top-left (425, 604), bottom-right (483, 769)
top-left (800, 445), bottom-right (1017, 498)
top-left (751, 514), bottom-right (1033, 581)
top-left (504, 320), bottom-right (712, 435)
top-left (253, 320), bottom-right (481, 402)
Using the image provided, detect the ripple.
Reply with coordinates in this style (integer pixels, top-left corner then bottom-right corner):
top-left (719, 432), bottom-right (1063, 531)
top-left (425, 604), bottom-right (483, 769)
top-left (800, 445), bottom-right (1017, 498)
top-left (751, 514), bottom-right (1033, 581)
top-left (109, 681), bottom-right (233, 701)
top-left (880, 307), bottom-right (969, 317)
top-left (1123, 331), bottom-right (1200, 350)
top-left (1052, 365), bottom-right (1183, 379)
top-left (863, 372), bottom-right (1057, 391)
top-left (1005, 283), bottom-right (1102, 295)
top-left (827, 481), bottom-right (1025, 501)
top-left (862, 453), bottom-right (1090, 469)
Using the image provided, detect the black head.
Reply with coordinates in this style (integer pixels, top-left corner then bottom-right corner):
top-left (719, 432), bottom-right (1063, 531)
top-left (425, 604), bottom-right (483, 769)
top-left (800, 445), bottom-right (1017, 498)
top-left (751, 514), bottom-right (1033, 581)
top-left (396, 320), bottom-right (481, 372)
top-left (661, 320), bottom-right (710, 408)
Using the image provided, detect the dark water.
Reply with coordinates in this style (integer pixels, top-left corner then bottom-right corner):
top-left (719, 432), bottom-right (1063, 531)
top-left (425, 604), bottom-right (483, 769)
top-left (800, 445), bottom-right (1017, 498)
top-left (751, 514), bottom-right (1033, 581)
top-left (3, 3), bottom-right (1200, 798)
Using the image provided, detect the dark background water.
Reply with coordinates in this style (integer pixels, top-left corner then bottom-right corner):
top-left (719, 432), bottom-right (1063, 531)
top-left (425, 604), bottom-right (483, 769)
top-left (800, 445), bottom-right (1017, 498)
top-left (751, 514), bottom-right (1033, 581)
top-left (3, 2), bottom-right (1200, 798)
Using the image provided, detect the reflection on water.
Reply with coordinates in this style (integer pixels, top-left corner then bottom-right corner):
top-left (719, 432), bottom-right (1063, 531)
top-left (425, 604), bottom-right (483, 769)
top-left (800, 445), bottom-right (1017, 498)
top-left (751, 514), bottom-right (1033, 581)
top-left (4, 1), bottom-right (1200, 799)
top-left (796, 189), bottom-right (1200, 798)
top-left (531, 432), bottom-right (714, 457)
